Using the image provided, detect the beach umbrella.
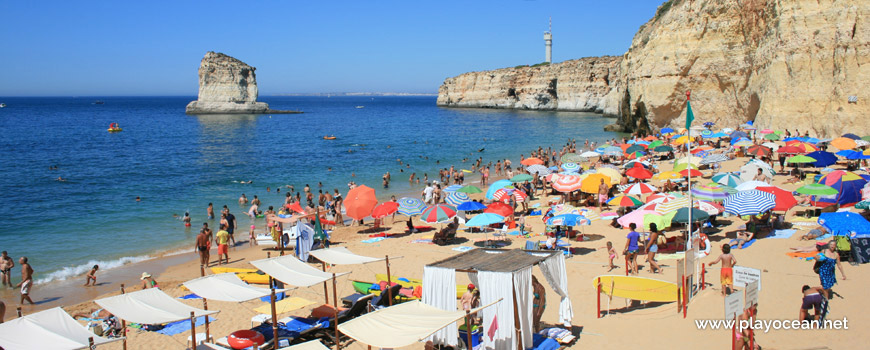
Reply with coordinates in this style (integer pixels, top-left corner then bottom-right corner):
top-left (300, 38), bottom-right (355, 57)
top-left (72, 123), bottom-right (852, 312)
top-left (860, 200), bottom-right (870, 210)
top-left (842, 133), bottom-right (862, 140)
top-left (703, 122), bottom-right (715, 127)
top-left (457, 185), bottom-right (483, 195)
top-left (593, 168), bottom-right (623, 184)
top-left (525, 165), bottom-right (551, 175)
top-left (521, 158), bottom-right (544, 166)
top-left (653, 145), bottom-right (673, 153)
top-left (561, 163), bottom-right (581, 172)
top-left (646, 192), bottom-right (684, 204)
top-left (654, 197), bottom-right (691, 214)
top-left (745, 145), bottom-right (772, 158)
top-left (679, 169), bottom-right (703, 178)
top-left (648, 140), bottom-right (665, 149)
top-left (371, 202), bottom-right (399, 219)
top-left (712, 173), bottom-right (743, 188)
top-left (759, 129), bottom-right (773, 134)
top-left (796, 183), bottom-right (838, 196)
top-left (763, 133), bottom-right (780, 141)
top-left (675, 155), bottom-right (702, 166)
top-left (735, 180), bottom-right (771, 191)
top-left (819, 212), bottom-right (870, 236)
top-left (561, 153), bottom-right (586, 163)
top-left (483, 202), bottom-right (513, 217)
top-left (642, 212), bottom-right (673, 231)
top-left (465, 213), bottom-right (505, 227)
top-left (445, 192), bottom-right (471, 206)
top-left (831, 137), bottom-right (857, 150)
top-left (739, 164), bottom-right (774, 182)
top-left (617, 209), bottom-right (661, 228)
top-left (607, 195), bottom-right (644, 207)
top-left (701, 154), bottom-right (729, 165)
top-left (661, 127), bottom-right (675, 134)
top-left (492, 188), bottom-right (528, 204)
top-left (756, 186), bottom-right (797, 212)
top-left (654, 171), bottom-right (683, 180)
top-left (485, 180), bottom-right (512, 200)
top-left (580, 174), bottom-right (612, 194)
top-left (442, 185), bottom-right (463, 194)
top-left (761, 142), bottom-right (779, 151)
top-left (624, 160), bottom-right (651, 169)
top-left (671, 207), bottom-right (710, 223)
top-left (722, 128), bottom-right (735, 133)
top-left (580, 151), bottom-right (601, 158)
top-left (733, 140), bottom-right (754, 148)
top-left (457, 201), bottom-right (486, 211)
top-left (863, 136), bottom-right (870, 141)
top-left (625, 145), bottom-right (646, 154)
top-left (700, 130), bottom-right (714, 138)
top-left (673, 162), bottom-right (700, 172)
top-left (856, 140), bottom-right (870, 147)
top-left (625, 151), bottom-right (646, 159)
top-left (551, 174), bottom-right (583, 192)
top-left (695, 200), bottom-right (725, 215)
top-left (624, 182), bottom-right (657, 195)
top-left (603, 146), bottom-right (623, 156)
top-left (787, 155), bottom-right (817, 164)
top-left (626, 166), bottom-right (654, 179)
top-left (804, 151), bottom-right (837, 167)
top-left (344, 185), bottom-right (378, 220)
top-left (420, 204), bottom-right (457, 224)
top-left (812, 171), bottom-right (870, 207)
top-left (674, 135), bottom-right (690, 145)
top-left (730, 131), bottom-right (749, 139)
top-left (510, 173), bottom-right (534, 183)
top-left (691, 183), bottom-right (729, 202)
top-left (723, 190), bottom-right (776, 216)
top-left (547, 214), bottom-right (591, 226)
top-left (397, 197), bottom-right (426, 216)
top-left (791, 142), bottom-right (818, 153)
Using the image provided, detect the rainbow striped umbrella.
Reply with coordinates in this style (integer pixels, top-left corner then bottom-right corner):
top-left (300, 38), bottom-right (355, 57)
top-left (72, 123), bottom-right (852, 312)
top-left (445, 192), bottom-right (470, 206)
top-left (607, 195), bottom-right (644, 207)
top-left (690, 183), bottom-right (729, 202)
top-left (654, 197), bottom-right (691, 214)
top-left (397, 197), bottom-right (426, 216)
top-left (420, 204), bottom-right (457, 224)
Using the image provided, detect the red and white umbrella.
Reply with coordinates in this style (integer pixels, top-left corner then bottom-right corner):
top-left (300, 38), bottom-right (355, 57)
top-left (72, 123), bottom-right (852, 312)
top-left (623, 183), bottom-right (657, 195)
top-left (545, 173), bottom-right (561, 182)
top-left (492, 188), bottom-right (529, 204)
top-left (552, 174), bottom-right (583, 192)
top-left (695, 200), bottom-right (724, 215)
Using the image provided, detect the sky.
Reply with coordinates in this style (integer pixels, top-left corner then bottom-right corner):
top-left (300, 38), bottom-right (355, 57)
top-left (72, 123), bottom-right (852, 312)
top-left (0, 1), bottom-right (665, 96)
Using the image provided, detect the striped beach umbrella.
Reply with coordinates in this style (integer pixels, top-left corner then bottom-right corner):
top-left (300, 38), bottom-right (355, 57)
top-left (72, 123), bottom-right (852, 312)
top-left (623, 182), bottom-right (657, 195)
top-left (457, 185), bottom-right (483, 194)
top-left (691, 183), bottom-right (729, 202)
top-left (700, 154), bottom-right (729, 165)
top-left (396, 197), bottom-right (426, 216)
top-left (420, 204), bottom-right (457, 224)
top-left (445, 192), bottom-right (470, 206)
top-left (547, 214), bottom-right (591, 226)
top-left (561, 163), bottom-right (582, 172)
top-left (493, 188), bottom-right (528, 204)
top-left (552, 174), bottom-right (583, 192)
top-left (580, 151), bottom-right (601, 158)
top-left (695, 200), bottom-right (724, 215)
top-left (654, 197), bottom-right (691, 214)
top-left (723, 190), bottom-right (776, 216)
top-left (607, 195), bottom-right (644, 207)
top-left (443, 184), bottom-right (463, 194)
top-left (526, 164), bottom-right (551, 175)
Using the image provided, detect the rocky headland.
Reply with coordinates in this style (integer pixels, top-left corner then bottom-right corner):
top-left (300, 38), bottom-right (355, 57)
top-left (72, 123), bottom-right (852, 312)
top-left (437, 0), bottom-right (869, 137)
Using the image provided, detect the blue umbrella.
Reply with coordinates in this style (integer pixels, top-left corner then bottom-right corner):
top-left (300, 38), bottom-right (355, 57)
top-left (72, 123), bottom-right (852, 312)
top-left (804, 137), bottom-right (821, 144)
top-left (819, 212), bottom-right (870, 236)
top-left (710, 132), bottom-right (729, 138)
top-left (661, 127), bottom-right (675, 134)
top-left (465, 213), bottom-right (505, 227)
top-left (730, 136), bottom-right (751, 145)
top-left (730, 131), bottom-right (749, 140)
top-left (445, 192), bottom-right (470, 206)
top-left (457, 201), bottom-right (487, 211)
top-left (397, 197), bottom-right (426, 216)
top-left (713, 172), bottom-right (743, 187)
top-left (842, 133), bottom-right (861, 140)
top-left (838, 150), bottom-right (870, 160)
top-left (805, 151), bottom-right (837, 167)
top-left (561, 163), bottom-right (581, 172)
top-left (485, 179), bottom-right (512, 200)
top-left (700, 130), bottom-right (714, 138)
top-left (547, 214), bottom-right (591, 226)
top-left (443, 184), bottom-right (463, 194)
top-left (703, 122), bottom-right (715, 127)
top-left (723, 190), bottom-right (776, 216)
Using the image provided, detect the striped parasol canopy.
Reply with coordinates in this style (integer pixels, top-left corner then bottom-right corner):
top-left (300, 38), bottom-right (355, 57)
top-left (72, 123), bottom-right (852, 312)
top-left (547, 214), bottom-right (591, 226)
top-left (580, 151), bottom-right (601, 158)
top-left (623, 182), bottom-right (657, 195)
top-left (420, 204), bottom-right (457, 223)
top-left (653, 197), bottom-right (691, 214)
top-left (492, 188), bottom-right (528, 204)
top-left (526, 164), bottom-right (551, 175)
top-left (443, 184), bottom-right (463, 194)
top-left (617, 210), bottom-right (661, 229)
top-left (690, 183), bottom-right (729, 202)
top-left (561, 163), bottom-right (582, 172)
top-left (445, 192), bottom-right (470, 206)
top-left (695, 200), bottom-right (724, 215)
top-left (607, 195), bottom-right (644, 207)
top-left (723, 190), bottom-right (776, 216)
top-left (396, 197), bottom-right (426, 216)
top-left (712, 172), bottom-right (743, 188)
top-left (646, 192), bottom-right (684, 203)
top-left (700, 153), bottom-right (729, 165)
top-left (552, 174), bottom-right (584, 192)
top-left (745, 145), bottom-right (772, 157)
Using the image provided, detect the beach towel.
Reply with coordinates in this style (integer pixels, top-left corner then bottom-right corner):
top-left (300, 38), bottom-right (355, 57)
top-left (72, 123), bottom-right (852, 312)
top-left (410, 239), bottom-right (433, 244)
top-left (155, 316), bottom-right (216, 336)
top-left (506, 231), bottom-right (521, 236)
top-left (362, 237), bottom-right (385, 243)
top-left (786, 251), bottom-right (818, 259)
top-left (253, 297), bottom-right (315, 315)
top-left (178, 293), bottom-right (201, 300)
top-left (655, 253), bottom-right (686, 260)
top-left (452, 246), bottom-right (475, 252)
top-left (600, 212), bottom-right (619, 220)
top-left (730, 238), bottom-right (757, 249)
top-left (259, 292), bottom-right (286, 302)
top-left (768, 229), bottom-right (797, 239)
top-left (815, 233), bottom-right (833, 241)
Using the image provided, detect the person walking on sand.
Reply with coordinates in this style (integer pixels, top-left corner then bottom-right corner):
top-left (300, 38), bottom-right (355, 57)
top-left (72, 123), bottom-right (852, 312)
top-left (215, 224), bottom-right (230, 265)
top-left (600, 241), bottom-right (618, 271)
top-left (83, 265), bottom-right (99, 286)
top-left (810, 241), bottom-right (847, 299)
top-left (598, 178), bottom-right (609, 209)
top-left (195, 229), bottom-right (210, 267)
top-left (16, 257), bottom-right (34, 305)
top-left (623, 223), bottom-right (640, 275)
top-left (646, 223), bottom-right (663, 273)
top-left (0, 251), bottom-right (14, 287)
top-left (709, 244), bottom-right (737, 296)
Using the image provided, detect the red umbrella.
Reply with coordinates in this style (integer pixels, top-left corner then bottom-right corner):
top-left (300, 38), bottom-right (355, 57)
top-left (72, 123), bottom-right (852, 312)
top-left (484, 202), bottom-right (514, 216)
top-left (746, 145), bottom-right (772, 157)
top-left (757, 186), bottom-right (797, 212)
top-left (777, 146), bottom-right (804, 154)
top-left (371, 202), bottom-right (399, 219)
top-left (679, 169), bottom-right (703, 177)
top-left (344, 185), bottom-right (378, 220)
top-left (521, 158), bottom-right (544, 166)
top-left (626, 167), bottom-right (654, 179)
top-left (284, 202), bottom-right (306, 214)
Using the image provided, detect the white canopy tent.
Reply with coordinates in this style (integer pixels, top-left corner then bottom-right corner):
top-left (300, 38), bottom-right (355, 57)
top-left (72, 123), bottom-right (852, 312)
top-left (251, 255), bottom-right (349, 288)
top-left (95, 288), bottom-right (218, 325)
top-left (183, 273), bottom-right (288, 302)
top-left (309, 247), bottom-right (383, 265)
top-left (197, 339), bottom-right (331, 350)
top-left (0, 307), bottom-right (122, 350)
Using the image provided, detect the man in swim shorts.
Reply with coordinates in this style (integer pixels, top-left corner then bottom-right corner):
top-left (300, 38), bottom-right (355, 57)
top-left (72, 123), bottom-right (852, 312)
top-left (223, 207), bottom-right (237, 246)
top-left (195, 229), bottom-right (210, 267)
top-left (709, 244), bottom-right (736, 296)
top-left (215, 224), bottom-right (230, 265)
top-left (800, 285), bottom-right (826, 322)
top-left (598, 178), bottom-right (609, 208)
top-left (0, 251), bottom-right (14, 287)
top-left (16, 256), bottom-right (34, 304)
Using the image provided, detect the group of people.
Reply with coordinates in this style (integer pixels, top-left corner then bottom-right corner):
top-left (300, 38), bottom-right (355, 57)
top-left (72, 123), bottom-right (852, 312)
top-left (1, 251), bottom-right (34, 306)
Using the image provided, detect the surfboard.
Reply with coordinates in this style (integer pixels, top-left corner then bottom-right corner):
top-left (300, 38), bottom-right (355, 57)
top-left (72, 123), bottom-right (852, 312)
top-left (592, 275), bottom-right (680, 303)
top-left (211, 267), bottom-right (270, 284)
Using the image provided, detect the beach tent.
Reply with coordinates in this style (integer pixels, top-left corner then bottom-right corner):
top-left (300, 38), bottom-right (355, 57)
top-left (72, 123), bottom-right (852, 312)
top-left (96, 288), bottom-right (218, 325)
top-left (0, 307), bottom-right (122, 350)
top-left (812, 171), bottom-right (870, 207)
top-left (251, 255), bottom-right (349, 288)
top-left (337, 300), bottom-right (494, 349)
top-left (310, 247), bottom-right (383, 265)
top-left (183, 273), bottom-right (285, 302)
top-left (423, 249), bottom-right (572, 350)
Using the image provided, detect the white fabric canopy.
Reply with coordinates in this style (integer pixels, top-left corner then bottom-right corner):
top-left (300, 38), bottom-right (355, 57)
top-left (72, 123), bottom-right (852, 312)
top-left (513, 266), bottom-right (534, 349)
top-left (251, 255), bottom-right (348, 287)
top-left (309, 247), bottom-right (383, 265)
top-left (339, 301), bottom-right (480, 349)
top-left (535, 252), bottom-right (574, 327)
top-left (422, 266), bottom-right (458, 346)
top-left (0, 307), bottom-right (121, 350)
top-left (479, 271), bottom-right (514, 350)
top-left (198, 339), bottom-right (330, 350)
top-left (95, 288), bottom-right (218, 324)
top-left (183, 273), bottom-right (288, 302)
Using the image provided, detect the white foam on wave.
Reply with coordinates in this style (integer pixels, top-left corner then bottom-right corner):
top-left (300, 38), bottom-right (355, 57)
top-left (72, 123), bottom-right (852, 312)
top-left (34, 255), bottom-right (152, 285)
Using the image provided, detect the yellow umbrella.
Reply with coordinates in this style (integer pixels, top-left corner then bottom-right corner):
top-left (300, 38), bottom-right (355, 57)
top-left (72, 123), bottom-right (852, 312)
top-left (580, 174), bottom-right (611, 194)
top-left (674, 135), bottom-right (690, 145)
top-left (595, 168), bottom-right (622, 185)
top-left (643, 212), bottom-right (673, 231)
top-left (675, 155), bottom-right (702, 166)
top-left (654, 171), bottom-right (683, 180)
top-left (831, 137), bottom-right (857, 150)
top-left (673, 162), bottom-right (699, 172)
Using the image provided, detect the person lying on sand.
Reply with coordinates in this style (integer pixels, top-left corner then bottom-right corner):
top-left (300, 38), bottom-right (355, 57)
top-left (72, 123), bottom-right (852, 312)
top-left (730, 231), bottom-right (754, 248)
top-left (800, 226), bottom-right (827, 240)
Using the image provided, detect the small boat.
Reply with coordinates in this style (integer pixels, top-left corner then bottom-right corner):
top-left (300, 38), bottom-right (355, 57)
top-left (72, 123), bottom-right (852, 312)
top-left (108, 128), bottom-right (123, 132)
top-left (355, 106), bottom-right (364, 109)
top-left (0, 103), bottom-right (6, 108)
top-left (94, 101), bottom-right (105, 105)
top-left (323, 136), bottom-right (337, 140)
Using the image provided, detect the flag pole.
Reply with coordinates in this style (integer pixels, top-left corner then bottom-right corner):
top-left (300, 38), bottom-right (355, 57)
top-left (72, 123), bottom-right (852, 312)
top-left (685, 90), bottom-right (693, 252)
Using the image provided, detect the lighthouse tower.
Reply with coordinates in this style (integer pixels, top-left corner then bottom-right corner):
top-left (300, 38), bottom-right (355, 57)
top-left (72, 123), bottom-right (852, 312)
top-left (544, 17), bottom-right (552, 63)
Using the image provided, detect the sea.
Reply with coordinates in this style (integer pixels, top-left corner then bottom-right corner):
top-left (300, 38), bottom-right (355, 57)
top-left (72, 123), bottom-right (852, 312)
top-left (0, 96), bottom-right (625, 287)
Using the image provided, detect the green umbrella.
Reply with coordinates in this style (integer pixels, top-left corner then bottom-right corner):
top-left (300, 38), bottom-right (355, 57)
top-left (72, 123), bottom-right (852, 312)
top-left (561, 153), bottom-right (586, 163)
top-left (653, 145), bottom-right (673, 153)
top-left (863, 136), bottom-right (870, 141)
top-left (649, 140), bottom-right (664, 149)
top-left (457, 185), bottom-right (483, 194)
top-left (774, 130), bottom-right (784, 135)
top-left (671, 207), bottom-right (710, 223)
top-left (510, 174), bottom-right (534, 183)
top-left (787, 155), bottom-right (817, 164)
top-left (857, 200), bottom-right (870, 210)
top-left (795, 183), bottom-right (838, 196)
top-left (673, 162), bottom-right (699, 172)
top-left (763, 133), bottom-right (780, 141)
top-left (643, 213), bottom-right (672, 231)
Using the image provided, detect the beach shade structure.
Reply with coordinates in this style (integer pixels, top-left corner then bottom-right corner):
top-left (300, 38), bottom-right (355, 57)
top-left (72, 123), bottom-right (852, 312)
top-left (594, 168), bottom-right (623, 184)
top-left (654, 171), bottom-right (683, 181)
top-left (646, 192), bottom-right (684, 204)
top-left (251, 255), bottom-right (349, 288)
top-left (757, 186), bottom-right (798, 212)
top-left (786, 155), bottom-right (816, 165)
top-left (483, 202), bottom-right (514, 217)
top-left (0, 307), bottom-right (122, 350)
top-left (625, 166), bottom-right (654, 179)
top-left (713, 172), bottom-right (743, 188)
top-left (617, 209), bottom-right (661, 228)
top-left (521, 157), bottom-right (544, 166)
top-left (790, 142), bottom-right (819, 153)
top-left (184, 273), bottom-right (286, 302)
top-left (723, 190), bottom-right (777, 216)
top-left (544, 173), bottom-right (562, 182)
top-left (642, 212), bottom-right (673, 231)
top-left (652, 145), bottom-right (674, 153)
top-left (831, 137), bottom-right (858, 150)
top-left (700, 153), bottom-right (729, 165)
top-left (671, 207), bottom-right (710, 223)
top-left (763, 133), bottom-right (781, 141)
top-left (561, 163), bottom-right (582, 173)
top-left (551, 174), bottom-right (584, 192)
top-left (625, 145), bottom-right (646, 154)
top-left (745, 145), bottom-right (772, 158)
top-left (607, 195), bottom-right (644, 207)
top-left (623, 182), bottom-right (657, 195)
top-left (602, 146), bottom-right (624, 156)
top-left (836, 150), bottom-right (862, 159)
top-left (465, 213), bottom-right (506, 227)
top-left (691, 183), bottom-right (729, 202)
top-left (819, 212), bottom-right (870, 236)
top-left (700, 130), bottom-right (714, 138)
top-left (580, 151), bottom-right (601, 158)
top-left (485, 179), bottom-right (512, 200)
top-left (457, 185), bottom-right (483, 194)
top-left (509, 173), bottom-right (534, 183)
top-left (759, 129), bottom-right (774, 134)
top-left (761, 142), bottom-right (780, 151)
top-left (345, 185), bottom-right (378, 220)
top-left (580, 174), bottom-right (612, 194)
top-left (856, 140), bottom-right (870, 147)
top-left (285, 201), bottom-right (307, 215)
top-left (703, 121), bottom-right (716, 127)
top-left (492, 188), bottom-right (528, 204)
top-left (735, 180), bottom-right (771, 192)
top-left (673, 135), bottom-right (690, 145)
top-left (526, 164), bottom-right (551, 175)
top-left (805, 151), bottom-right (837, 167)
top-left (457, 201), bottom-right (487, 211)
top-left (695, 200), bottom-right (725, 215)
top-left (371, 202), bottom-right (399, 219)
top-left (709, 132), bottom-right (729, 138)
top-left (625, 151), bottom-right (646, 159)
top-left (561, 153), bottom-right (586, 163)
top-left (842, 133), bottom-right (862, 140)
top-left (547, 214), bottom-right (591, 226)
top-left (661, 127), bottom-right (675, 134)
top-left (796, 183), bottom-right (839, 196)
top-left (624, 160), bottom-right (652, 169)
top-left (732, 139), bottom-right (754, 148)
top-left (397, 197), bottom-right (426, 216)
top-left (730, 130), bottom-right (749, 140)
top-left (420, 204), bottom-right (458, 224)
top-left (654, 197), bottom-right (691, 214)
top-left (445, 192), bottom-right (470, 206)
top-left (675, 155), bottom-right (701, 167)
top-left (96, 288), bottom-right (218, 325)
top-left (811, 170), bottom-right (870, 207)
top-left (442, 185), bottom-right (463, 195)
top-left (679, 168), bottom-right (703, 178)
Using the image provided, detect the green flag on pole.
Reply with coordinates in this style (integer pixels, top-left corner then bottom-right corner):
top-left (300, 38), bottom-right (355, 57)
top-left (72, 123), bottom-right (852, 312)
top-left (685, 100), bottom-right (694, 130)
top-left (313, 212), bottom-right (326, 241)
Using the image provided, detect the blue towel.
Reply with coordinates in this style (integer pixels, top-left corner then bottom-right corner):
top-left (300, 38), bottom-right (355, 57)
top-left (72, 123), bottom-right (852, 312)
top-left (506, 231), bottom-right (521, 236)
top-left (768, 229), bottom-right (797, 239)
top-left (362, 237), bottom-right (385, 243)
top-left (730, 238), bottom-right (757, 249)
top-left (260, 292), bottom-right (286, 302)
top-left (156, 316), bottom-right (216, 336)
top-left (452, 246), bottom-right (475, 252)
top-left (178, 293), bottom-right (201, 299)
top-left (815, 233), bottom-right (833, 241)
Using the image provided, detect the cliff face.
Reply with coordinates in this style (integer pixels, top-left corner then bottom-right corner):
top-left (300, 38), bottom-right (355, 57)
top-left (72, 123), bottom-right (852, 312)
top-left (186, 51), bottom-right (269, 114)
top-left (438, 0), bottom-right (870, 137)
top-left (436, 56), bottom-right (623, 115)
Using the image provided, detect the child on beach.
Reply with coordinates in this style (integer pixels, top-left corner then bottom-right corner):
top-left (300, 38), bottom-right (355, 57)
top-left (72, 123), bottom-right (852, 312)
top-left (249, 225), bottom-right (257, 246)
top-left (83, 264), bottom-right (98, 286)
top-left (709, 244), bottom-right (737, 296)
top-left (601, 241), bottom-right (618, 271)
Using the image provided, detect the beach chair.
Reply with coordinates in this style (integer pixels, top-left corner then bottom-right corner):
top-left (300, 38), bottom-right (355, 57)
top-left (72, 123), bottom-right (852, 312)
top-left (306, 293), bottom-right (376, 346)
top-left (525, 240), bottom-right (541, 250)
top-left (368, 284), bottom-right (402, 310)
top-left (434, 225), bottom-right (458, 245)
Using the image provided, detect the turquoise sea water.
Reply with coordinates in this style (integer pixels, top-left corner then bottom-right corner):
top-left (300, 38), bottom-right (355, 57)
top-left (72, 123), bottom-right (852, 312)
top-left (0, 96), bottom-right (624, 284)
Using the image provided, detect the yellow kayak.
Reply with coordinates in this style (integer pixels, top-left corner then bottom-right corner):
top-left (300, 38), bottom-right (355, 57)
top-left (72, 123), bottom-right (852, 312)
top-left (108, 128), bottom-right (123, 132)
top-left (211, 267), bottom-right (270, 285)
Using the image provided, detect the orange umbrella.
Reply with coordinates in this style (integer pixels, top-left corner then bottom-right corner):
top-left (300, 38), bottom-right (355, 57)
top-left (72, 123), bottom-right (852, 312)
top-left (643, 135), bottom-right (658, 141)
top-left (830, 137), bottom-right (857, 150)
top-left (344, 185), bottom-right (378, 220)
top-left (521, 158), bottom-right (544, 166)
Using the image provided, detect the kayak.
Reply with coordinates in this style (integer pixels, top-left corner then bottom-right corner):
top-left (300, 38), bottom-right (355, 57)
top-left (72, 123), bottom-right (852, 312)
top-left (210, 267), bottom-right (270, 285)
top-left (108, 128), bottom-right (123, 132)
top-left (372, 274), bottom-right (465, 299)
top-left (351, 280), bottom-right (420, 300)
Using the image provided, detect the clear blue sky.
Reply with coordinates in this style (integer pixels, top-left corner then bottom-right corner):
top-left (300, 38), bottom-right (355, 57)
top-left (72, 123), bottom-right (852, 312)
top-left (0, 1), bottom-right (664, 96)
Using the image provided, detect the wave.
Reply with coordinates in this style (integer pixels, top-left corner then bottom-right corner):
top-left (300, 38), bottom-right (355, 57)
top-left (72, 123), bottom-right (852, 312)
top-left (34, 255), bottom-right (152, 285)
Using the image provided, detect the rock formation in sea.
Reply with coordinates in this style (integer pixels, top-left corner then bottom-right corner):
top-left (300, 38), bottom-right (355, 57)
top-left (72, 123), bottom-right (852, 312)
top-left (186, 52), bottom-right (299, 114)
top-left (437, 0), bottom-right (869, 137)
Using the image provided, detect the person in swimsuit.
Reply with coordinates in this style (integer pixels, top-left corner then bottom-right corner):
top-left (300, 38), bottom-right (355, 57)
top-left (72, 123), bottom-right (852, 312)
top-left (140, 272), bottom-right (158, 289)
top-left (624, 224), bottom-right (640, 275)
top-left (83, 265), bottom-right (98, 286)
top-left (598, 179), bottom-right (609, 208)
top-left (182, 212), bottom-right (191, 227)
top-left (600, 241), bottom-right (618, 271)
top-left (215, 224), bottom-right (230, 265)
top-left (646, 223), bottom-right (662, 273)
top-left (16, 257), bottom-right (34, 304)
top-left (0, 251), bottom-right (14, 287)
top-left (811, 241), bottom-right (846, 298)
top-left (207, 203), bottom-right (214, 220)
top-left (195, 229), bottom-right (210, 266)
top-left (709, 244), bottom-right (737, 296)
top-left (532, 276), bottom-right (546, 332)
top-left (800, 285), bottom-right (826, 322)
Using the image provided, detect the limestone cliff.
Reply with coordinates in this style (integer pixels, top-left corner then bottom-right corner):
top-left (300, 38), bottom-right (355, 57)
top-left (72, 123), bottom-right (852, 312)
top-left (438, 0), bottom-right (870, 137)
top-left (185, 51), bottom-right (270, 114)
